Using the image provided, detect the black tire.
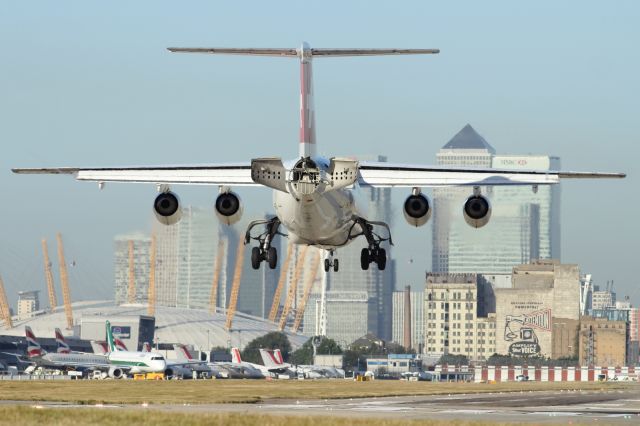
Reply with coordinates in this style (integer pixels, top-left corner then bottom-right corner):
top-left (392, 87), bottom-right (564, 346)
top-left (324, 258), bottom-right (331, 272)
top-left (267, 246), bottom-right (277, 270)
top-left (251, 247), bottom-right (261, 270)
top-left (377, 248), bottom-right (387, 271)
top-left (360, 248), bottom-right (370, 270)
top-left (333, 259), bottom-right (339, 272)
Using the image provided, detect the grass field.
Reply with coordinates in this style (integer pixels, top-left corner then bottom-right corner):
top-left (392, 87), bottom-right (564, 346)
top-left (0, 406), bottom-right (590, 426)
top-left (0, 380), bottom-right (631, 405)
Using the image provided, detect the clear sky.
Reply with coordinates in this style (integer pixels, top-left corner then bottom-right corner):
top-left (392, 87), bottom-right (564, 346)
top-left (1, 1), bottom-right (638, 307)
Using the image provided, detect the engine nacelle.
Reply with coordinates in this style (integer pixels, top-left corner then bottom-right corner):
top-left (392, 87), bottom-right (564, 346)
top-left (403, 193), bottom-right (432, 227)
top-left (215, 191), bottom-right (243, 225)
top-left (463, 194), bottom-right (491, 228)
top-left (153, 191), bottom-right (182, 226)
top-left (108, 366), bottom-right (124, 379)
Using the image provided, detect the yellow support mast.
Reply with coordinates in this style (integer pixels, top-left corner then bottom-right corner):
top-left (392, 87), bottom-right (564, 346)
top-left (56, 233), bottom-right (74, 330)
top-left (278, 246), bottom-right (309, 331)
top-left (268, 242), bottom-right (293, 322)
top-left (41, 238), bottom-right (58, 310)
top-left (127, 240), bottom-right (136, 304)
top-left (292, 251), bottom-right (321, 333)
top-left (147, 234), bottom-right (157, 316)
top-left (209, 238), bottom-right (225, 315)
top-left (225, 238), bottom-right (245, 331)
top-left (0, 275), bottom-right (13, 329)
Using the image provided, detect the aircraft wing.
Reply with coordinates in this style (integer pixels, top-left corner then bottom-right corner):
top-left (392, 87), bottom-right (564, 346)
top-left (11, 163), bottom-right (257, 186)
top-left (357, 161), bottom-right (626, 187)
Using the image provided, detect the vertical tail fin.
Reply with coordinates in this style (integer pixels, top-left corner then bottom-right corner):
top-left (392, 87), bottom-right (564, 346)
top-left (231, 347), bottom-right (242, 364)
top-left (259, 348), bottom-right (281, 368)
top-left (142, 342), bottom-right (151, 352)
top-left (274, 349), bottom-right (284, 364)
top-left (25, 326), bottom-right (43, 357)
top-left (167, 43), bottom-right (437, 161)
top-left (105, 320), bottom-right (116, 353)
top-left (55, 328), bottom-right (71, 354)
top-left (91, 340), bottom-right (108, 355)
top-left (173, 344), bottom-right (195, 361)
top-left (114, 338), bottom-right (128, 352)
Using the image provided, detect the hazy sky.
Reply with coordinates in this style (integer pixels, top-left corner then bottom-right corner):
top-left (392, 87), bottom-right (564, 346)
top-left (1, 1), bottom-right (638, 308)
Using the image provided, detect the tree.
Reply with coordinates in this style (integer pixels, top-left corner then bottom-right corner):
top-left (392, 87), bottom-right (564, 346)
top-left (437, 354), bottom-right (469, 365)
top-left (290, 336), bottom-right (343, 365)
top-left (241, 332), bottom-right (292, 364)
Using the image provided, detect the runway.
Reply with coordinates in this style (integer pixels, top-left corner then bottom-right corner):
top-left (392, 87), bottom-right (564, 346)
top-left (13, 387), bottom-right (640, 424)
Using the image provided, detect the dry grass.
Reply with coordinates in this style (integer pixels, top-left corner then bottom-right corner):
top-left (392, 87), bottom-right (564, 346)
top-left (0, 406), bottom-right (581, 426)
top-left (0, 379), bottom-right (631, 405)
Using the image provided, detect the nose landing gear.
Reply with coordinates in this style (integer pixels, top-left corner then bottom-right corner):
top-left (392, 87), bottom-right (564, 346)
top-left (323, 251), bottom-right (339, 272)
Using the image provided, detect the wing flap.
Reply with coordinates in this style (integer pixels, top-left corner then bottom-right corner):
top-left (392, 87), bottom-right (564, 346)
top-left (12, 164), bottom-right (258, 186)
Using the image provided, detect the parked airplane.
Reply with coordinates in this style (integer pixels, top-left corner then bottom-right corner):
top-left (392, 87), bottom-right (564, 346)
top-left (272, 348), bottom-right (344, 379)
top-left (25, 326), bottom-right (113, 376)
top-left (173, 344), bottom-right (262, 379)
top-left (258, 348), bottom-right (296, 377)
top-left (12, 42), bottom-right (625, 272)
top-left (102, 320), bottom-right (166, 377)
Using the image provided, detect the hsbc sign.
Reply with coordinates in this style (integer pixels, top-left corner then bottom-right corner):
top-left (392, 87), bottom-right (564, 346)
top-left (492, 156), bottom-right (550, 170)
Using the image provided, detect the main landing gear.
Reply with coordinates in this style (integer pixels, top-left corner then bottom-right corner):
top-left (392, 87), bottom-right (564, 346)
top-left (344, 216), bottom-right (392, 271)
top-left (244, 217), bottom-right (286, 270)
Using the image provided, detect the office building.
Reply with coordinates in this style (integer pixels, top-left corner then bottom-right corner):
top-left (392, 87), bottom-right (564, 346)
top-left (391, 288), bottom-right (425, 351)
top-left (302, 291), bottom-right (368, 346)
top-left (17, 290), bottom-right (40, 319)
top-left (432, 124), bottom-right (561, 274)
top-left (114, 233), bottom-right (151, 305)
top-left (424, 273), bottom-right (497, 361)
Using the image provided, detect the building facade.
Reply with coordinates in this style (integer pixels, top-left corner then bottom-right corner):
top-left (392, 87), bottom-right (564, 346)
top-left (114, 233), bottom-right (151, 305)
top-left (391, 288), bottom-right (425, 351)
top-left (432, 124), bottom-right (560, 274)
top-left (424, 273), bottom-right (497, 361)
top-left (579, 317), bottom-right (627, 366)
top-left (17, 290), bottom-right (40, 319)
top-left (303, 291), bottom-right (368, 346)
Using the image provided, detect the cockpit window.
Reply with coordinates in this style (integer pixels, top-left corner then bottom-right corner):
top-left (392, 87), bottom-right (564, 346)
top-left (151, 356), bottom-right (164, 361)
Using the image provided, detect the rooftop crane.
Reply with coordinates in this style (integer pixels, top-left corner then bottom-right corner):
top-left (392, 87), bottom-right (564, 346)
top-left (56, 233), bottom-right (73, 330)
top-left (225, 238), bottom-right (245, 331)
top-left (209, 237), bottom-right (225, 314)
top-left (278, 246), bottom-right (309, 331)
top-left (41, 238), bottom-right (58, 310)
top-left (292, 251), bottom-right (321, 333)
top-left (268, 243), bottom-right (293, 322)
top-left (0, 275), bottom-right (13, 329)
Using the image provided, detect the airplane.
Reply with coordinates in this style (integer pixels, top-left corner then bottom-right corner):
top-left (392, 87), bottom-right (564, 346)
top-left (272, 348), bottom-right (344, 379)
top-left (24, 326), bottom-right (113, 376)
top-left (11, 42), bottom-right (626, 272)
top-left (101, 320), bottom-right (167, 377)
top-left (258, 348), bottom-right (297, 378)
top-left (173, 344), bottom-right (262, 379)
top-left (54, 328), bottom-right (71, 354)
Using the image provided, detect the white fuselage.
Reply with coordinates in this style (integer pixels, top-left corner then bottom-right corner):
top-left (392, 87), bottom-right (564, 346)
top-left (108, 350), bottom-right (167, 374)
top-left (273, 156), bottom-right (361, 249)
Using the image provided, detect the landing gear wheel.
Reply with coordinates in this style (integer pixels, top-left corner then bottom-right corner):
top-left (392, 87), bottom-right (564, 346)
top-left (324, 258), bottom-right (331, 272)
top-left (251, 247), bottom-right (261, 270)
top-left (360, 248), bottom-right (370, 271)
top-left (333, 259), bottom-right (339, 272)
top-left (376, 248), bottom-right (387, 271)
top-left (267, 247), bottom-right (278, 270)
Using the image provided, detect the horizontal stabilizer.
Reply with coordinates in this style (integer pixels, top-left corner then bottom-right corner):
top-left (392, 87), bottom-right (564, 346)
top-left (168, 47), bottom-right (439, 58)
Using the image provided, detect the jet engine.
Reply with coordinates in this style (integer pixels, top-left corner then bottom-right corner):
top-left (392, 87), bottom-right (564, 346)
top-left (215, 191), bottom-right (243, 225)
top-left (403, 193), bottom-right (432, 227)
top-left (153, 191), bottom-right (182, 225)
top-left (463, 194), bottom-right (491, 228)
top-left (108, 366), bottom-right (124, 379)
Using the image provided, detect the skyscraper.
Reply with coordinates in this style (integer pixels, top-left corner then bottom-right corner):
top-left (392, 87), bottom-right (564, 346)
top-left (114, 233), bottom-right (150, 305)
top-left (432, 125), bottom-right (560, 274)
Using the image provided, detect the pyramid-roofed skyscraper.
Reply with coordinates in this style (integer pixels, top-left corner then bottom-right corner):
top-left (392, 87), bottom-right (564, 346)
top-left (432, 124), bottom-right (560, 274)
